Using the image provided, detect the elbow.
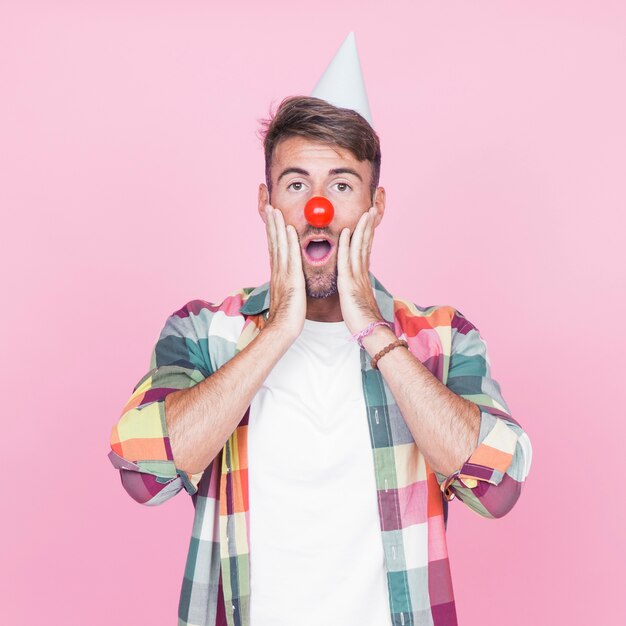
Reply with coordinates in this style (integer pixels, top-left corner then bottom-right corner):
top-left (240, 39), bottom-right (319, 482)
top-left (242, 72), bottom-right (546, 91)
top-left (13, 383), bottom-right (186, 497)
top-left (118, 468), bottom-right (181, 506)
top-left (484, 430), bottom-right (532, 519)
top-left (108, 450), bottom-right (188, 505)
top-left (473, 473), bottom-right (523, 519)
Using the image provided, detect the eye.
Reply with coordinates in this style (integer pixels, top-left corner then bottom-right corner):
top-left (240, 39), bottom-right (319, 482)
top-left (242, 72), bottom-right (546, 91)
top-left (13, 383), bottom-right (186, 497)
top-left (288, 181), bottom-right (306, 191)
top-left (333, 182), bottom-right (352, 192)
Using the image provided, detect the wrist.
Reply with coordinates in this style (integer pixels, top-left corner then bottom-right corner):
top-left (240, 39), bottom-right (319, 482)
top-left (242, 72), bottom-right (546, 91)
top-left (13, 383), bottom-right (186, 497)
top-left (352, 320), bottom-right (392, 349)
top-left (347, 311), bottom-right (385, 336)
top-left (360, 325), bottom-right (398, 355)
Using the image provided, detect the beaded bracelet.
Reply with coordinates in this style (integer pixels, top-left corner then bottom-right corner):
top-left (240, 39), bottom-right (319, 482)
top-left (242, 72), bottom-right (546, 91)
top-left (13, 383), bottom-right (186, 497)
top-left (351, 320), bottom-right (393, 349)
top-left (371, 339), bottom-right (409, 369)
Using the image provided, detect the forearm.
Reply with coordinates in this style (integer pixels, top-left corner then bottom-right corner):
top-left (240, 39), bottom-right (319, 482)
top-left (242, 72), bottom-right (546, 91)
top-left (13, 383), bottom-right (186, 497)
top-left (165, 323), bottom-right (292, 475)
top-left (361, 327), bottom-right (480, 476)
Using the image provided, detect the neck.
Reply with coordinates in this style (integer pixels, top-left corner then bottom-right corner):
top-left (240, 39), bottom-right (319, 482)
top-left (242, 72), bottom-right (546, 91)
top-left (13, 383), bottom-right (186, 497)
top-left (305, 293), bottom-right (343, 322)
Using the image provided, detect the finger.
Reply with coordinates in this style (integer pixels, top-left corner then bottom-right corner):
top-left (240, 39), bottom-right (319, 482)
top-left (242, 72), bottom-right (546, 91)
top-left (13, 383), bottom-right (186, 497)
top-left (350, 211), bottom-right (369, 275)
top-left (265, 206), bottom-right (278, 271)
top-left (362, 206), bottom-right (376, 268)
top-left (337, 227), bottom-right (351, 281)
top-left (273, 208), bottom-right (289, 270)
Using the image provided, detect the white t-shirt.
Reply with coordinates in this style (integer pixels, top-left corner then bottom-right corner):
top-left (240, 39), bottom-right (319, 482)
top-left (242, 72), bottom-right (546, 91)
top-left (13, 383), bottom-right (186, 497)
top-left (248, 318), bottom-right (393, 626)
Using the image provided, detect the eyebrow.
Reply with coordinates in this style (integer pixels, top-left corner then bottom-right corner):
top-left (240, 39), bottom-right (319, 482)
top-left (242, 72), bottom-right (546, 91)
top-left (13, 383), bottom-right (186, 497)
top-left (328, 167), bottom-right (362, 181)
top-left (276, 167), bottom-right (363, 184)
top-left (277, 167), bottom-right (309, 183)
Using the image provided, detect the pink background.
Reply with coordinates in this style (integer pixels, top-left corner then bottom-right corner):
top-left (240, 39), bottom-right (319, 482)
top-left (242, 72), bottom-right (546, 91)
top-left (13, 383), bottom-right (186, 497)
top-left (2, 2), bottom-right (624, 624)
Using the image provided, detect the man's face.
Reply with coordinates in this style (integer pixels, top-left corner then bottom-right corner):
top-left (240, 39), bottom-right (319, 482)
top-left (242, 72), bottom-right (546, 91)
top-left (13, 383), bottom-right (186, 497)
top-left (258, 136), bottom-right (385, 298)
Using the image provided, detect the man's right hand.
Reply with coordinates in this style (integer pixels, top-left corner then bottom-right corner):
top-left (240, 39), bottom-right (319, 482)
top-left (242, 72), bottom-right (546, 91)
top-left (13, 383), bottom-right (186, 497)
top-left (264, 205), bottom-right (306, 343)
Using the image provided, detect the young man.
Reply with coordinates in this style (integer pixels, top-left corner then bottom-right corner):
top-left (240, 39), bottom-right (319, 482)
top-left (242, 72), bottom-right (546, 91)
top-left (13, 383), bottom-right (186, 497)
top-left (109, 95), bottom-right (532, 626)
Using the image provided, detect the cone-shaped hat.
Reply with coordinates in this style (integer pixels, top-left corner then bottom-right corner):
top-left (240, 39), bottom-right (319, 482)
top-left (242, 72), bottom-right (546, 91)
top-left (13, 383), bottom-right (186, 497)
top-left (311, 32), bottom-right (372, 125)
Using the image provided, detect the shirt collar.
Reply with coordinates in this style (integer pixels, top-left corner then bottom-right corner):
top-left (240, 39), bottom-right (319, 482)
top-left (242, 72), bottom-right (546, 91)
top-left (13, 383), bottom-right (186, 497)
top-left (240, 271), bottom-right (396, 325)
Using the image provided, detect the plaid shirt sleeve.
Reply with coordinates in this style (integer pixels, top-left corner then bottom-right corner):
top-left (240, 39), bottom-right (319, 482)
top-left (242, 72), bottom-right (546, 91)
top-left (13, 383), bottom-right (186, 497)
top-left (435, 308), bottom-right (533, 519)
top-left (108, 300), bottom-right (214, 505)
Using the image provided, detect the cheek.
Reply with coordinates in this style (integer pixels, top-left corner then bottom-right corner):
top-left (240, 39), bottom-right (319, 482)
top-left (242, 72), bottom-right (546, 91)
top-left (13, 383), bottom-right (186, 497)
top-left (336, 218), bottom-right (358, 234)
top-left (272, 194), bottom-right (303, 226)
top-left (331, 193), bottom-right (371, 227)
top-left (331, 204), bottom-right (365, 233)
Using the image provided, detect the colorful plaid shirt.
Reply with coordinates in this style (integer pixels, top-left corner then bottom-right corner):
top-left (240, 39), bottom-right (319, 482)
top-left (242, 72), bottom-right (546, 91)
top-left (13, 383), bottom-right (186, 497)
top-left (109, 273), bottom-right (532, 626)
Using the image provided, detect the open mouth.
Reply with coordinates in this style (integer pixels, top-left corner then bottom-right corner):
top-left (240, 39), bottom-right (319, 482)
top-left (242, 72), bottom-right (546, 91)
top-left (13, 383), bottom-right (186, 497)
top-left (303, 238), bottom-right (333, 265)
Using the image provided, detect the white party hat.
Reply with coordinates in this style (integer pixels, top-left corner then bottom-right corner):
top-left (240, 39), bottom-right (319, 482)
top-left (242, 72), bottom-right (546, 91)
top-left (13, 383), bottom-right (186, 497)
top-left (311, 31), bottom-right (373, 125)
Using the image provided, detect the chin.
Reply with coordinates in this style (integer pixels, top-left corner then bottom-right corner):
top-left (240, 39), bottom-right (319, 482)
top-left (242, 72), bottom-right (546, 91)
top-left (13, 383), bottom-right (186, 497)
top-left (305, 270), bottom-right (338, 299)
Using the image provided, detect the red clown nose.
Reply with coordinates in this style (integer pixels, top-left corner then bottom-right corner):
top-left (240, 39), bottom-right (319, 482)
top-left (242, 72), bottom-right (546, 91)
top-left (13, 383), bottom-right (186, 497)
top-left (304, 196), bottom-right (335, 228)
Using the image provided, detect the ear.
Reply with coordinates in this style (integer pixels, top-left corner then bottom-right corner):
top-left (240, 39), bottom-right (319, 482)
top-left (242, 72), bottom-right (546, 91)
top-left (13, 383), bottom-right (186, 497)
top-left (258, 183), bottom-right (270, 223)
top-left (372, 187), bottom-right (386, 227)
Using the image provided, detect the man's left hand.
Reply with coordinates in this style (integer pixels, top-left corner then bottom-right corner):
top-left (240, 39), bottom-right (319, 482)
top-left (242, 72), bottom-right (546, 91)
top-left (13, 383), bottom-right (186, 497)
top-left (337, 206), bottom-right (386, 336)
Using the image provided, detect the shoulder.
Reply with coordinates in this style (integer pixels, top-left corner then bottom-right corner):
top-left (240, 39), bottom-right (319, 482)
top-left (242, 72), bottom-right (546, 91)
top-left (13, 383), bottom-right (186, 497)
top-left (162, 286), bottom-right (255, 338)
top-left (170, 285), bottom-right (260, 320)
top-left (390, 294), bottom-right (459, 331)
top-left (391, 293), bottom-right (480, 332)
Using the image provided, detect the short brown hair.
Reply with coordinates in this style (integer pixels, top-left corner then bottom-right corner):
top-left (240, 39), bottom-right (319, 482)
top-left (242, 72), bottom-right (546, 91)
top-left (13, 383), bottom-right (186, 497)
top-left (259, 96), bottom-right (381, 200)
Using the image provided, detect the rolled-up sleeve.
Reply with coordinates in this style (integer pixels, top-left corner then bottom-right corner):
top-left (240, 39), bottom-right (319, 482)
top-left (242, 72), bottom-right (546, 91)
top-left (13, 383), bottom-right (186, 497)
top-left (109, 300), bottom-right (214, 505)
top-left (435, 308), bottom-right (533, 519)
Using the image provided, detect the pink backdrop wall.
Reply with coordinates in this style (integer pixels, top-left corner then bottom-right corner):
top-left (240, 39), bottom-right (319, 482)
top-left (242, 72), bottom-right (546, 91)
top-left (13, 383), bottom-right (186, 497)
top-left (2, 2), bottom-right (624, 624)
